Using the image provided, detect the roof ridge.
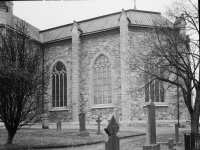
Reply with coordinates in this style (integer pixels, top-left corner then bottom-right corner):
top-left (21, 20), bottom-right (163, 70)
top-left (40, 9), bottom-right (161, 33)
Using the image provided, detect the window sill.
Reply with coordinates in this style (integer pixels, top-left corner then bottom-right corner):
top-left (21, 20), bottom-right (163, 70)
top-left (143, 102), bottom-right (168, 107)
top-left (91, 104), bottom-right (114, 109)
top-left (50, 107), bottom-right (69, 112)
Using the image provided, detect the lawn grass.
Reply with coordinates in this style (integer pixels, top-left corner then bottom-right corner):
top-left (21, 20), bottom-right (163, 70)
top-left (0, 128), bottom-right (145, 149)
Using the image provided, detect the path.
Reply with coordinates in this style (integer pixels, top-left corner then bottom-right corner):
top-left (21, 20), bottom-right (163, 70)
top-left (38, 135), bottom-right (146, 150)
top-left (40, 127), bottom-right (189, 150)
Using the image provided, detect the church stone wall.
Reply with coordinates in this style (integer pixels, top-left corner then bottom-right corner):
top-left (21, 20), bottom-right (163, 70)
top-left (43, 40), bottom-right (73, 123)
top-left (43, 27), bottom-right (188, 123)
top-left (79, 30), bottom-right (121, 123)
top-left (128, 27), bottom-right (187, 121)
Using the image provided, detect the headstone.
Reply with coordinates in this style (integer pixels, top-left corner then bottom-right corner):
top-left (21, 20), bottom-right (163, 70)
top-left (143, 99), bottom-right (160, 150)
top-left (57, 121), bottom-right (61, 131)
top-left (113, 108), bottom-right (119, 125)
top-left (175, 123), bottom-right (179, 145)
top-left (42, 113), bottom-right (49, 129)
top-left (146, 99), bottom-right (156, 144)
top-left (104, 115), bottom-right (120, 150)
top-left (168, 138), bottom-right (174, 150)
top-left (96, 116), bottom-right (102, 134)
top-left (78, 112), bottom-right (89, 136)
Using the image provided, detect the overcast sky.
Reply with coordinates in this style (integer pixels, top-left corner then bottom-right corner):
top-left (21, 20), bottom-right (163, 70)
top-left (12, 0), bottom-right (178, 31)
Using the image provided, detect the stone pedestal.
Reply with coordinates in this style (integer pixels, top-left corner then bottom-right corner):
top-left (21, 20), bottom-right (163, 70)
top-left (143, 144), bottom-right (160, 150)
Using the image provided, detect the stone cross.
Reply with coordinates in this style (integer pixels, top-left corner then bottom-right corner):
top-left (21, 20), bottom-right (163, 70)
top-left (96, 116), bottom-right (101, 134)
top-left (78, 112), bottom-right (89, 136)
top-left (57, 121), bottom-right (61, 131)
top-left (143, 99), bottom-right (160, 150)
top-left (104, 115), bottom-right (120, 150)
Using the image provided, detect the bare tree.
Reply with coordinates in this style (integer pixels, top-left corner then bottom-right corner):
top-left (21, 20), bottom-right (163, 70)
top-left (131, 0), bottom-right (199, 133)
top-left (0, 21), bottom-right (49, 144)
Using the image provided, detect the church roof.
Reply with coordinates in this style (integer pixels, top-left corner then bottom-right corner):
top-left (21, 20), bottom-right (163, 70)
top-left (13, 15), bottom-right (40, 41)
top-left (39, 9), bottom-right (171, 43)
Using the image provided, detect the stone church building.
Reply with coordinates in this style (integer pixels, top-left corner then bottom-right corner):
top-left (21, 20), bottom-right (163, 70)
top-left (0, 1), bottom-right (189, 125)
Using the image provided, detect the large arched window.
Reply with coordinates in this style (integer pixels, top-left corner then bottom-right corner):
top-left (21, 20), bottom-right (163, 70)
top-left (144, 64), bottom-right (164, 102)
top-left (93, 54), bottom-right (112, 105)
top-left (52, 61), bottom-right (67, 107)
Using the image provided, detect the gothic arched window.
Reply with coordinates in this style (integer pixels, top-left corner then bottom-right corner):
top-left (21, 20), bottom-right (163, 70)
top-left (144, 64), bottom-right (164, 102)
top-left (93, 54), bottom-right (112, 105)
top-left (52, 61), bottom-right (67, 107)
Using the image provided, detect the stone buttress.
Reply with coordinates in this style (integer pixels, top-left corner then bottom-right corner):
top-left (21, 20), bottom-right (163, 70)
top-left (71, 21), bottom-right (82, 122)
top-left (118, 10), bottom-right (131, 122)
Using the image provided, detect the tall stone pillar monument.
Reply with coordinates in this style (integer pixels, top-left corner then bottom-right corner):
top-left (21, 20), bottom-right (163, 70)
top-left (118, 9), bottom-right (131, 122)
top-left (143, 99), bottom-right (160, 150)
top-left (71, 21), bottom-right (82, 122)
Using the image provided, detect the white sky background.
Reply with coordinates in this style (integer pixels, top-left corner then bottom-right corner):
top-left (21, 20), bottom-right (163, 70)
top-left (13, 0), bottom-right (175, 30)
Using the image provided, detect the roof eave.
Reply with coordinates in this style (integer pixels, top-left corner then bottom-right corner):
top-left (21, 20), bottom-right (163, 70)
top-left (42, 24), bottom-right (159, 44)
top-left (42, 26), bottom-right (120, 44)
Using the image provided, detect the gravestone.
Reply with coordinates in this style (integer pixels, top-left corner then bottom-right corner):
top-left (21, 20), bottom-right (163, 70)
top-left (96, 116), bottom-right (102, 134)
top-left (168, 138), bottom-right (174, 150)
top-left (143, 99), bottom-right (160, 150)
top-left (104, 115), bottom-right (120, 150)
top-left (78, 112), bottom-right (89, 136)
top-left (113, 108), bottom-right (119, 125)
top-left (57, 121), bottom-right (61, 131)
top-left (42, 113), bottom-right (49, 129)
top-left (175, 123), bottom-right (179, 145)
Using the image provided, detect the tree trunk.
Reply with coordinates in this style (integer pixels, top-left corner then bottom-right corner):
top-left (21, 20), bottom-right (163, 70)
top-left (6, 129), bottom-right (16, 144)
top-left (191, 89), bottom-right (200, 133)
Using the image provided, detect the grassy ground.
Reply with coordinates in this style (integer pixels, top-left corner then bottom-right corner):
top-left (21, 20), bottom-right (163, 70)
top-left (38, 131), bottom-right (186, 150)
top-left (50, 131), bottom-right (186, 150)
top-left (0, 128), bottom-right (145, 149)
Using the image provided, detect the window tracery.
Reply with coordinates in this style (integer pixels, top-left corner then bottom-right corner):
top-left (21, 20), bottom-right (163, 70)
top-left (93, 54), bottom-right (112, 104)
top-left (52, 61), bottom-right (67, 107)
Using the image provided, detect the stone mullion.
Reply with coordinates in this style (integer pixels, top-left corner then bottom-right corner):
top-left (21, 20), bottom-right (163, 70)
top-left (101, 67), bottom-right (104, 104)
top-left (150, 75), bottom-right (154, 102)
top-left (160, 68), bottom-right (164, 102)
top-left (55, 73), bottom-right (57, 107)
top-left (144, 73), bottom-right (149, 102)
top-left (59, 73), bottom-right (60, 107)
top-left (97, 68), bottom-right (99, 104)
top-left (106, 66), bottom-right (108, 104)
top-left (62, 73), bottom-right (64, 106)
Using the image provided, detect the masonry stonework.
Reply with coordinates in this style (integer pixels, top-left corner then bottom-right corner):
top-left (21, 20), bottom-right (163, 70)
top-left (80, 30), bottom-right (121, 122)
top-left (1, 3), bottom-right (189, 124)
top-left (44, 41), bottom-right (73, 123)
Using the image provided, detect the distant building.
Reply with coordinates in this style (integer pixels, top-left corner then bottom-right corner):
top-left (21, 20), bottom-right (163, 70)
top-left (0, 1), bottom-right (189, 124)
